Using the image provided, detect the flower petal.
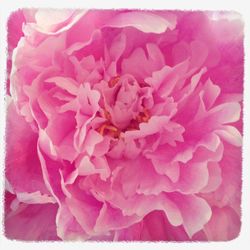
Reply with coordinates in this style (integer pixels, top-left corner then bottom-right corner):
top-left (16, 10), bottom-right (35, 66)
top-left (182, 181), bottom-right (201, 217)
top-left (105, 11), bottom-right (176, 34)
top-left (5, 202), bottom-right (59, 240)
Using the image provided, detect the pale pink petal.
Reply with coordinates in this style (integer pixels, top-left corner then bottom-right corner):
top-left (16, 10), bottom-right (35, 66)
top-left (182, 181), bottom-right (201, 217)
top-left (45, 76), bottom-right (79, 95)
top-left (94, 203), bottom-right (140, 233)
top-left (105, 11), bottom-right (176, 34)
top-left (168, 193), bottom-right (212, 238)
top-left (215, 125), bottom-right (242, 147)
top-left (24, 10), bottom-right (87, 36)
top-left (124, 116), bottom-right (169, 140)
top-left (56, 203), bottom-right (88, 240)
top-left (82, 130), bottom-right (103, 155)
top-left (174, 162), bottom-right (209, 194)
top-left (200, 79), bottom-right (221, 110)
top-left (117, 194), bottom-right (183, 227)
top-left (65, 196), bottom-right (102, 235)
top-left (201, 162), bottom-right (222, 193)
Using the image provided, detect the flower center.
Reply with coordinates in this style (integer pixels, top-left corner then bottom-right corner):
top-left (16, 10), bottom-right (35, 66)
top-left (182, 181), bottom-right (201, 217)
top-left (97, 76), bottom-right (151, 138)
top-left (108, 75), bottom-right (120, 88)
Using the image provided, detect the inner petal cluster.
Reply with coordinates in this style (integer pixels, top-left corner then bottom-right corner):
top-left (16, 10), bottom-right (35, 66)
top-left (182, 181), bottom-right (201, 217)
top-left (96, 75), bottom-right (152, 138)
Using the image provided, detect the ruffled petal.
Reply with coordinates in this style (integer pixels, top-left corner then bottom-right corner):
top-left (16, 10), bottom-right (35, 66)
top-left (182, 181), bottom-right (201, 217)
top-left (5, 102), bottom-right (53, 201)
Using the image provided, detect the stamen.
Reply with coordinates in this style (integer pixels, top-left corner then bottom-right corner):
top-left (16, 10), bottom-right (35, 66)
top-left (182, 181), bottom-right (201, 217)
top-left (103, 109), bottom-right (111, 120)
top-left (108, 129), bottom-right (121, 139)
top-left (97, 123), bottom-right (121, 138)
top-left (108, 76), bottom-right (120, 88)
top-left (97, 123), bottom-right (108, 136)
top-left (135, 109), bottom-right (150, 123)
top-left (99, 75), bottom-right (152, 138)
top-left (97, 107), bottom-right (150, 139)
top-left (142, 108), bottom-right (150, 122)
top-left (105, 125), bottom-right (118, 132)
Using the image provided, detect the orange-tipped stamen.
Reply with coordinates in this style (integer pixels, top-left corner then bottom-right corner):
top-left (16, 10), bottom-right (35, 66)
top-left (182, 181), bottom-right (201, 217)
top-left (142, 109), bottom-right (150, 122)
top-left (105, 125), bottom-right (118, 132)
top-left (97, 123), bottom-right (108, 136)
top-left (97, 123), bottom-right (120, 137)
top-left (135, 109), bottom-right (150, 124)
top-left (108, 76), bottom-right (120, 88)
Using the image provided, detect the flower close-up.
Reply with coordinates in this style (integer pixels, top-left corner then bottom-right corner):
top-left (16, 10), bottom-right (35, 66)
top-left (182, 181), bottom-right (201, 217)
top-left (5, 9), bottom-right (243, 241)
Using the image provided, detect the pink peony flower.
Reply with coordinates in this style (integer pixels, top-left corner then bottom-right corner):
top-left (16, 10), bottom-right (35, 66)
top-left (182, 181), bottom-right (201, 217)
top-left (5, 9), bottom-right (243, 241)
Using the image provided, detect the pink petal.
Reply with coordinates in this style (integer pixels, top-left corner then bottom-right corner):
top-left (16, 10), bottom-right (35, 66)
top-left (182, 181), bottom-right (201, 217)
top-left (45, 111), bottom-right (76, 145)
top-left (140, 210), bottom-right (189, 241)
top-left (119, 194), bottom-right (183, 227)
top-left (114, 222), bottom-right (143, 241)
top-left (5, 201), bottom-right (59, 240)
top-left (140, 211), bottom-right (169, 240)
top-left (124, 116), bottom-right (169, 140)
top-left (82, 130), bottom-right (103, 155)
top-left (185, 102), bottom-right (241, 140)
top-left (189, 40), bottom-right (208, 69)
top-left (65, 196), bottom-right (102, 235)
top-left (56, 203), bottom-right (88, 240)
top-left (174, 162), bottom-right (209, 194)
top-left (76, 155), bottom-right (110, 181)
top-left (108, 33), bottom-right (126, 62)
top-left (168, 193), bottom-right (212, 238)
top-left (145, 60), bottom-right (189, 93)
top-left (203, 206), bottom-right (241, 240)
top-left (215, 125), bottom-right (242, 147)
top-left (201, 162), bottom-right (222, 193)
top-left (26, 10), bottom-right (87, 35)
top-left (6, 102), bottom-right (52, 198)
top-left (151, 160), bottom-right (180, 183)
top-left (200, 79), bottom-right (221, 110)
top-left (45, 76), bottom-right (79, 95)
top-left (114, 156), bottom-right (173, 197)
top-left (94, 203), bottom-right (140, 233)
top-left (121, 43), bottom-right (165, 81)
top-left (105, 11), bottom-right (176, 34)
top-left (202, 142), bottom-right (241, 212)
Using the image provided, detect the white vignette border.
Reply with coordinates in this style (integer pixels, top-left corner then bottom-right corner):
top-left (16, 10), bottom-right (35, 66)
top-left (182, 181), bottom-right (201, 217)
top-left (0, 1), bottom-right (250, 250)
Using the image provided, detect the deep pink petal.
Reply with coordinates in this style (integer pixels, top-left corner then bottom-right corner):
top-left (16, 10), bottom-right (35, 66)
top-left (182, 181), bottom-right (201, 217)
top-left (5, 199), bottom-right (59, 241)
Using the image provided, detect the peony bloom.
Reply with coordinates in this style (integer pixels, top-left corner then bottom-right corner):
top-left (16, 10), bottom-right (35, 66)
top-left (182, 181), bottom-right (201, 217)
top-left (5, 9), bottom-right (243, 241)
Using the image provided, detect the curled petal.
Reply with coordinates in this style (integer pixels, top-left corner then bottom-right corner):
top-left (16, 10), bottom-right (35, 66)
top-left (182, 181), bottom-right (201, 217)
top-left (105, 11), bottom-right (176, 34)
